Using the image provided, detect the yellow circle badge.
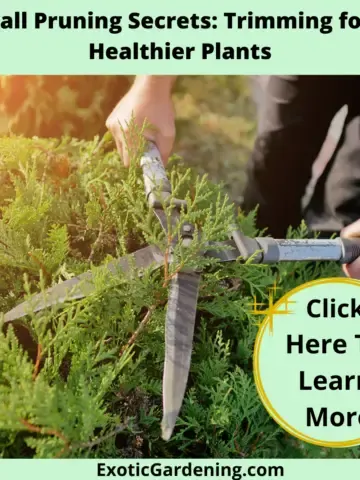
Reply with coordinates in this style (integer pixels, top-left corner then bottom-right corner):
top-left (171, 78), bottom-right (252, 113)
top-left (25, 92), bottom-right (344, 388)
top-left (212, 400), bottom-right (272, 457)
top-left (253, 277), bottom-right (360, 448)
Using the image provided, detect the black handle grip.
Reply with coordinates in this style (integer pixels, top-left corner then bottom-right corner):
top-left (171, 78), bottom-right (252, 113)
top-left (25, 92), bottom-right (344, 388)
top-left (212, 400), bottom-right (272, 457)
top-left (341, 238), bottom-right (360, 264)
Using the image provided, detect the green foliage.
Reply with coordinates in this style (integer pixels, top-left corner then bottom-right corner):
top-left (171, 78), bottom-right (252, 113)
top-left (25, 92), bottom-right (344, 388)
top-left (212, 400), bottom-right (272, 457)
top-left (0, 132), bottom-right (353, 460)
top-left (0, 75), bottom-right (256, 203)
top-left (173, 76), bottom-right (256, 202)
top-left (0, 76), bottom-right (131, 139)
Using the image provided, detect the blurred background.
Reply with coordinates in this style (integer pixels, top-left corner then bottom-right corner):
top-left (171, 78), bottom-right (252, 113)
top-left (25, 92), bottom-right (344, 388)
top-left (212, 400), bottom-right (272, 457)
top-left (0, 75), bottom-right (347, 204)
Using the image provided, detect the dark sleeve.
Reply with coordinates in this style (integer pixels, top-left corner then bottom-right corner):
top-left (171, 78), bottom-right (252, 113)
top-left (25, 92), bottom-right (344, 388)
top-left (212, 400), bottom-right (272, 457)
top-left (242, 75), bottom-right (345, 237)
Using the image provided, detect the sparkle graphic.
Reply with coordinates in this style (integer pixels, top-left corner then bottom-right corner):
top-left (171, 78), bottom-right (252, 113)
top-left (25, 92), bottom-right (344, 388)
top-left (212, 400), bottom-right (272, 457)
top-left (249, 280), bottom-right (296, 334)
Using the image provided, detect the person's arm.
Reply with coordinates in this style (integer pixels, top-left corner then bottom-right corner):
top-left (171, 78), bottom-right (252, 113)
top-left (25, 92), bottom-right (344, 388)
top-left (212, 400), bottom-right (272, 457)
top-left (132, 75), bottom-right (177, 94)
top-left (106, 75), bottom-right (178, 167)
top-left (341, 220), bottom-right (360, 278)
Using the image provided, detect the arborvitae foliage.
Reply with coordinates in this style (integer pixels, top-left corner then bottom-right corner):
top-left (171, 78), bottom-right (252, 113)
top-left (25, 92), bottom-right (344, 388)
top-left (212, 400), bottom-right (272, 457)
top-left (0, 76), bottom-right (131, 139)
top-left (0, 75), bottom-right (254, 201)
top-left (0, 131), bottom-right (357, 460)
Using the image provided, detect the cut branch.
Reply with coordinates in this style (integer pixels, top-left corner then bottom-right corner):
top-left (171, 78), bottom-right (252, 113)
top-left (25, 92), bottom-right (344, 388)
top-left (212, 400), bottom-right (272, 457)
top-left (32, 343), bottom-right (42, 380)
top-left (119, 305), bottom-right (156, 356)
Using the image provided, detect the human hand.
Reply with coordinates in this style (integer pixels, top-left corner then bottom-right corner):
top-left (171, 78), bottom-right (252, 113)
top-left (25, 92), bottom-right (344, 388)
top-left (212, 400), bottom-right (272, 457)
top-left (106, 76), bottom-right (176, 167)
top-left (341, 219), bottom-right (360, 278)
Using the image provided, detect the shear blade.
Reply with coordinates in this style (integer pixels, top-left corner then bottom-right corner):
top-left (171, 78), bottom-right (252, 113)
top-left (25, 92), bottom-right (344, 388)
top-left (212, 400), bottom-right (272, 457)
top-left (161, 270), bottom-right (201, 440)
top-left (3, 246), bottom-right (164, 323)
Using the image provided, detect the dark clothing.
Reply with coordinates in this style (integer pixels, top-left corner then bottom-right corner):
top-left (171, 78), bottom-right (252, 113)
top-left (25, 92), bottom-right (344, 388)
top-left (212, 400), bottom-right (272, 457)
top-left (242, 75), bottom-right (360, 238)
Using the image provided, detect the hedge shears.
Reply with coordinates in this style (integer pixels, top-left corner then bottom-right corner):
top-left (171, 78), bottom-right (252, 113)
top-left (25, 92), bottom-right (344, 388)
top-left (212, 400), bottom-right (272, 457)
top-left (4, 142), bottom-right (360, 441)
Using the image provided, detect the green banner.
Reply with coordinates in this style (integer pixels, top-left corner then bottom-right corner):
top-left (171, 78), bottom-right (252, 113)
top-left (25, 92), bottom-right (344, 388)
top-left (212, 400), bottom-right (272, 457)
top-left (3, 459), bottom-right (360, 479)
top-left (1, 0), bottom-right (360, 73)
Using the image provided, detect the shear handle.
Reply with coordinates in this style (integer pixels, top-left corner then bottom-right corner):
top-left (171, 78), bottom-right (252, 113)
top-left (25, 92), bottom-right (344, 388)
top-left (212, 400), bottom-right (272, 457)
top-left (140, 141), bottom-right (172, 208)
top-left (230, 230), bottom-right (360, 265)
top-left (140, 141), bottom-right (187, 210)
